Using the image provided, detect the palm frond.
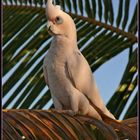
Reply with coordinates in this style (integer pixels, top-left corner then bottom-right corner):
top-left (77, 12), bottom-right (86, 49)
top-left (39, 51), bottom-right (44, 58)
top-left (2, 0), bottom-right (138, 120)
top-left (2, 110), bottom-right (137, 140)
top-left (107, 48), bottom-right (137, 119)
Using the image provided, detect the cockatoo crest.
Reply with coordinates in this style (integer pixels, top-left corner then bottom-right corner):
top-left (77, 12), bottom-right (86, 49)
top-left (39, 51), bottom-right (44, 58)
top-left (46, 0), bottom-right (76, 38)
top-left (46, 0), bottom-right (61, 20)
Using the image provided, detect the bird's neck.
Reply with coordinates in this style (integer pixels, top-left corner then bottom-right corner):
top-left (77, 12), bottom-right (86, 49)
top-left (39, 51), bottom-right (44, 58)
top-left (66, 23), bottom-right (77, 43)
top-left (52, 33), bottom-right (78, 49)
top-left (53, 20), bottom-right (77, 47)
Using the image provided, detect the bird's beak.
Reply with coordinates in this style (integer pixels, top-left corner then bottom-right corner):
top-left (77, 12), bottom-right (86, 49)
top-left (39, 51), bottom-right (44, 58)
top-left (47, 21), bottom-right (53, 30)
top-left (46, 21), bottom-right (55, 36)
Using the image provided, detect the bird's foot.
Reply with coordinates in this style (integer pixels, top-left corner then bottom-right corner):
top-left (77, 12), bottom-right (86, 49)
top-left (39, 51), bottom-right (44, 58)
top-left (64, 110), bottom-right (77, 116)
top-left (51, 109), bottom-right (77, 116)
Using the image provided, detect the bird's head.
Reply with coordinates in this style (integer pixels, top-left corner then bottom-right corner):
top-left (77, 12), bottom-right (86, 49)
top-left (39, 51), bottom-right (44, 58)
top-left (46, 0), bottom-right (76, 38)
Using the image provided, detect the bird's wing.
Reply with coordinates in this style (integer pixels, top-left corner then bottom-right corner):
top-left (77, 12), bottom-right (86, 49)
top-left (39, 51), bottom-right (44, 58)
top-left (65, 50), bottom-right (93, 93)
top-left (65, 51), bottom-right (116, 120)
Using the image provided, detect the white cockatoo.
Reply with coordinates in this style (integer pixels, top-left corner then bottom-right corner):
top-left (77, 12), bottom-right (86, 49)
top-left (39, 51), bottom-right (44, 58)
top-left (43, 0), bottom-right (115, 120)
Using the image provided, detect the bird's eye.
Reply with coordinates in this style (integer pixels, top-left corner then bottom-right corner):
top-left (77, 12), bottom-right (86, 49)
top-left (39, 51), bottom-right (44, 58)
top-left (55, 16), bottom-right (63, 24)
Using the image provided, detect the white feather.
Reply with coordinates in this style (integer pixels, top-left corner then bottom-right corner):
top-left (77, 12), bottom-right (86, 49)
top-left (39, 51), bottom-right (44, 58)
top-left (44, 0), bottom-right (115, 120)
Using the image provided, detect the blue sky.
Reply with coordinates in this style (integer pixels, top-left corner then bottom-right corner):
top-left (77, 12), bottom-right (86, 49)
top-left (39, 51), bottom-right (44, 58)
top-left (94, 49), bottom-right (129, 104)
top-left (93, 0), bottom-right (138, 119)
top-left (2, 0), bottom-right (137, 119)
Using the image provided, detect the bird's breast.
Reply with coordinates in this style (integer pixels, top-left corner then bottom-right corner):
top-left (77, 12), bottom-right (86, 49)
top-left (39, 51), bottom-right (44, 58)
top-left (44, 50), bottom-right (67, 86)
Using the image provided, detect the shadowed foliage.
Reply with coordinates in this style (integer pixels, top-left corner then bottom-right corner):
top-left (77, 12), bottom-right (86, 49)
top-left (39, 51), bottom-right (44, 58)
top-left (2, 110), bottom-right (137, 140)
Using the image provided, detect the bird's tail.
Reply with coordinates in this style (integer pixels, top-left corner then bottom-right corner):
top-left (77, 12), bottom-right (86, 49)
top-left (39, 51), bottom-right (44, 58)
top-left (89, 100), bottom-right (138, 139)
top-left (104, 116), bottom-right (137, 140)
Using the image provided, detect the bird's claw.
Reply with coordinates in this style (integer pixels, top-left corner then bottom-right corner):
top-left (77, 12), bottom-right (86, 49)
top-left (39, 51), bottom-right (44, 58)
top-left (51, 109), bottom-right (77, 116)
top-left (64, 110), bottom-right (77, 116)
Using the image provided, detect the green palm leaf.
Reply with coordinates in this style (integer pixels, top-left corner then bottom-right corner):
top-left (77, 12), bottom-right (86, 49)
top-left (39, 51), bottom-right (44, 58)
top-left (2, 0), bottom-right (138, 121)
